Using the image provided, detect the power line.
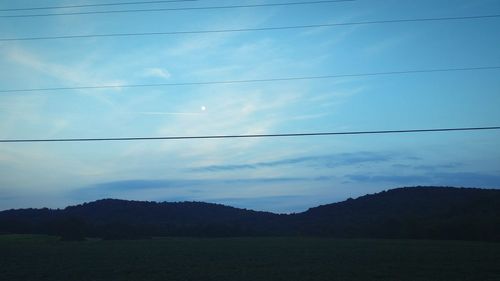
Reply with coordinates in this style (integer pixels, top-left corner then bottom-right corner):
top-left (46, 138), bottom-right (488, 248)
top-left (1, 66), bottom-right (499, 93)
top-left (0, 0), bottom-right (200, 12)
top-left (1, 126), bottom-right (499, 143)
top-left (0, 0), bottom-right (354, 18)
top-left (1, 14), bottom-right (498, 41)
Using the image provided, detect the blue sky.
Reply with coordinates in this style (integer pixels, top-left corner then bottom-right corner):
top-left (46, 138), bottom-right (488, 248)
top-left (0, 0), bottom-right (499, 212)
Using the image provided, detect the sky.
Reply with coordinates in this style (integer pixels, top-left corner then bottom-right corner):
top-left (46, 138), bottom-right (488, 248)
top-left (0, 0), bottom-right (499, 213)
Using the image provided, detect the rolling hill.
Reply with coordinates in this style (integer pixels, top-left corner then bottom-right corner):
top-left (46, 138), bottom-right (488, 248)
top-left (1, 186), bottom-right (499, 241)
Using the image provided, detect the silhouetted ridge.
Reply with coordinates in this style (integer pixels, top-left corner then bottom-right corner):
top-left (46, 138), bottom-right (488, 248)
top-left (65, 199), bottom-right (279, 225)
top-left (298, 186), bottom-right (500, 240)
top-left (1, 186), bottom-right (499, 241)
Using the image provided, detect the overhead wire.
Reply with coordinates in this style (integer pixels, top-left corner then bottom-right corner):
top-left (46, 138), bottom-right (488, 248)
top-left (1, 127), bottom-right (499, 143)
top-left (0, 0), bottom-right (355, 18)
top-left (1, 66), bottom-right (499, 93)
top-left (0, 0), bottom-right (201, 12)
top-left (0, 5), bottom-right (498, 145)
top-left (1, 14), bottom-right (498, 41)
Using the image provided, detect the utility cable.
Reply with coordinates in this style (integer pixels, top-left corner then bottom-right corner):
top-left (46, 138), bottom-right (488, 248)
top-left (1, 66), bottom-right (498, 93)
top-left (1, 14), bottom-right (498, 41)
top-left (1, 127), bottom-right (499, 143)
top-left (0, 1), bottom-right (354, 18)
top-left (0, 0), bottom-right (200, 12)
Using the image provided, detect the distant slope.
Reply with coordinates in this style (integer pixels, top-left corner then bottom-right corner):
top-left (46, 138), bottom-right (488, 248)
top-left (296, 187), bottom-right (500, 240)
top-left (0, 199), bottom-right (287, 238)
top-left (1, 187), bottom-right (499, 241)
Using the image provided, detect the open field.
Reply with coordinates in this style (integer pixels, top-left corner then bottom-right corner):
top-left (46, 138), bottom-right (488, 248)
top-left (1, 235), bottom-right (500, 281)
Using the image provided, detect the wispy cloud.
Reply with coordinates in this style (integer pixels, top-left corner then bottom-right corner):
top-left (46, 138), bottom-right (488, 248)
top-left (144, 67), bottom-right (171, 79)
top-left (431, 172), bottom-right (500, 188)
top-left (70, 176), bottom-right (316, 200)
top-left (189, 152), bottom-right (395, 172)
top-left (82, 177), bottom-right (311, 191)
top-left (412, 163), bottom-right (462, 171)
top-left (345, 172), bottom-right (500, 188)
top-left (3, 46), bottom-right (124, 90)
top-left (363, 35), bottom-right (410, 56)
top-left (1, 45), bottom-right (125, 110)
top-left (345, 174), bottom-right (428, 185)
top-left (136, 111), bottom-right (204, 116)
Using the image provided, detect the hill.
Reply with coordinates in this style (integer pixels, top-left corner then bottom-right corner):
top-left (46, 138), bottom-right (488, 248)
top-left (297, 186), bottom-right (500, 240)
top-left (1, 186), bottom-right (499, 241)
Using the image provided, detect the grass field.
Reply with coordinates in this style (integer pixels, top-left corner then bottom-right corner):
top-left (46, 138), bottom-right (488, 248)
top-left (1, 235), bottom-right (499, 281)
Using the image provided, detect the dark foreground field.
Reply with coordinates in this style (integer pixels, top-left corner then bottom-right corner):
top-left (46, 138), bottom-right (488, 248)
top-left (1, 235), bottom-right (499, 281)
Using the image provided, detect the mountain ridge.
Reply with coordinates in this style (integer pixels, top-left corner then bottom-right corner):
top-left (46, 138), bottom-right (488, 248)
top-left (1, 186), bottom-right (499, 241)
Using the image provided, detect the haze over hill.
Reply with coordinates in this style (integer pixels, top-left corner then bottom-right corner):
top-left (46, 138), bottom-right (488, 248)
top-left (1, 186), bottom-right (499, 241)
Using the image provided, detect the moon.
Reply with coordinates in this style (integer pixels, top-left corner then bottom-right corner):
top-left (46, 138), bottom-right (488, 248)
top-left (201, 106), bottom-right (206, 111)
